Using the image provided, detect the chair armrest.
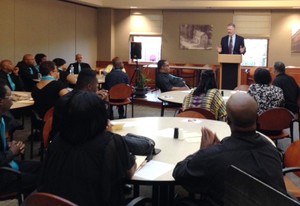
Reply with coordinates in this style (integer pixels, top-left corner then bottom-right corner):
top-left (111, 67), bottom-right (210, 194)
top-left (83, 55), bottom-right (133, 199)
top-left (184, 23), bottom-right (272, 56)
top-left (127, 196), bottom-right (152, 206)
top-left (282, 167), bottom-right (300, 175)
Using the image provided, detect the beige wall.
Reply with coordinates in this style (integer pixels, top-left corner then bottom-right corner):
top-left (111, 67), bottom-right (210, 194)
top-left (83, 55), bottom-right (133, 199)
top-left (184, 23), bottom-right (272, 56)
top-left (269, 11), bottom-right (300, 67)
top-left (0, 0), bottom-right (97, 67)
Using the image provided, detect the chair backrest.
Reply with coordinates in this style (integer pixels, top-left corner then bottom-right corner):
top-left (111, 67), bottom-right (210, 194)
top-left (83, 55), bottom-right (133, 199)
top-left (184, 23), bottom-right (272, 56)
top-left (176, 110), bottom-right (207, 119)
top-left (184, 108), bottom-right (216, 120)
top-left (234, 84), bottom-right (249, 91)
top-left (24, 192), bottom-right (78, 206)
top-left (109, 83), bottom-right (133, 101)
top-left (43, 117), bottom-right (53, 149)
top-left (257, 107), bottom-right (294, 131)
top-left (43, 107), bottom-right (54, 122)
top-left (284, 140), bottom-right (300, 177)
top-left (224, 165), bottom-right (300, 206)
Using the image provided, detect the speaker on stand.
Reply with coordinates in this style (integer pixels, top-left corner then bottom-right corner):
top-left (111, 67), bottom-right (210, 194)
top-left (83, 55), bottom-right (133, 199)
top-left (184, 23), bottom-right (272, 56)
top-left (130, 42), bottom-right (142, 85)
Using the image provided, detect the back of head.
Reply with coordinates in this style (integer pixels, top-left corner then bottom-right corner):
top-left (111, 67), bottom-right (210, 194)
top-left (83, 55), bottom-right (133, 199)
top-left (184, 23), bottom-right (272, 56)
top-left (60, 91), bottom-right (108, 145)
top-left (53, 58), bottom-right (66, 68)
top-left (74, 69), bottom-right (97, 91)
top-left (35, 53), bottom-right (47, 65)
top-left (274, 61), bottom-right (285, 74)
top-left (254, 67), bottom-right (272, 85)
top-left (193, 70), bottom-right (217, 95)
top-left (112, 57), bottom-right (123, 69)
top-left (40, 61), bottom-right (55, 76)
top-left (226, 93), bottom-right (258, 131)
top-left (157, 59), bottom-right (167, 72)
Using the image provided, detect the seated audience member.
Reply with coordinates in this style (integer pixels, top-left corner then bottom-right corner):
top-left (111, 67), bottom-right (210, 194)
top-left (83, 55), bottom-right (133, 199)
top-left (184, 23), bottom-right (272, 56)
top-left (0, 60), bottom-right (24, 91)
top-left (0, 80), bottom-right (40, 197)
top-left (173, 93), bottom-right (286, 206)
top-left (34, 53), bottom-right (47, 71)
top-left (38, 91), bottom-right (136, 206)
top-left (272, 61), bottom-right (299, 113)
top-left (182, 70), bottom-right (226, 120)
top-left (16, 54), bottom-right (39, 91)
top-left (31, 61), bottom-right (68, 118)
top-left (248, 67), bottom-right (284, 115)
top-left (67, 53), bottom-right (91, 74)
top-left (156, 59), bottom-right (189, 92)
top-left (53, 58), bottom-right (76, 87)
top-left (103, 57), bottom-right (130, 119)
top-left (102, 64), bottom-right (126, 76)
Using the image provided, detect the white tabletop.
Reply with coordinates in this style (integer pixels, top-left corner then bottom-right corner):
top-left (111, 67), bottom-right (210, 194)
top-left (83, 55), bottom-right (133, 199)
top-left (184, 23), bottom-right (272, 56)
top-left (11, 91), bottom-right (34, 109)
top-left (158, 89), bottom-right (242, 104)
top-left (111, 117), bottom-right (231, 182)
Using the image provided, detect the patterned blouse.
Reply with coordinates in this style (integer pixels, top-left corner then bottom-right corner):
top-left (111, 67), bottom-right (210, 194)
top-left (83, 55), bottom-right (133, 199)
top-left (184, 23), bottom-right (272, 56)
top-left (248, 84), bottom-right (285, 115)
top-left (182, 88), bottom-right (227, 120)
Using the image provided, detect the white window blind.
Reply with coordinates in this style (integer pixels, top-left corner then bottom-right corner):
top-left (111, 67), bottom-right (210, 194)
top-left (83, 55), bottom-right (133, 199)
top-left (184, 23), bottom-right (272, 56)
top-left (130, 10), bottom-right (162, 35)
top-left (233, 11), bottom-right (271, 38)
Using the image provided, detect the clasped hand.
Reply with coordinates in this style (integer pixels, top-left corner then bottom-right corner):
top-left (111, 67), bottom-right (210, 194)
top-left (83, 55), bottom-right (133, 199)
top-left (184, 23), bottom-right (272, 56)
top-left (200, 127), bottom-right (220, 149)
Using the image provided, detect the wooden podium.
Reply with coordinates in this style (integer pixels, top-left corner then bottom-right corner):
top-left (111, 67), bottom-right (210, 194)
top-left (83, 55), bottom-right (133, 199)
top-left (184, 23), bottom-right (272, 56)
top-left (218, 54), bottom-right (242, 90)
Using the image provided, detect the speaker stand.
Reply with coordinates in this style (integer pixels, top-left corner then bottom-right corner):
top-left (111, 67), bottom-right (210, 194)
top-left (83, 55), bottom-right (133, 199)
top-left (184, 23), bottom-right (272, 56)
top-left (130, 60), bottom-right (140, 86)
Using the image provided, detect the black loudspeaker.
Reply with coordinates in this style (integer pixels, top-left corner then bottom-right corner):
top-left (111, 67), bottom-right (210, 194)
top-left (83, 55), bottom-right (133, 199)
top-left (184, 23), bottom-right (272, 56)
top-left (131, 42), bottom-right (142, 59)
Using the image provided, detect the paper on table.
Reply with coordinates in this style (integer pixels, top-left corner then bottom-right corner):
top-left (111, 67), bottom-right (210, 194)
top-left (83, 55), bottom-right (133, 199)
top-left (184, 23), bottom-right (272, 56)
top-left (162, 95), bottom-right (174, 99)
top-left (181, 119), bottom-right (203, 124)
top-left (135, 155), bottom-right (147, 169)
top-left (134, 160), bottom-right (174, 180)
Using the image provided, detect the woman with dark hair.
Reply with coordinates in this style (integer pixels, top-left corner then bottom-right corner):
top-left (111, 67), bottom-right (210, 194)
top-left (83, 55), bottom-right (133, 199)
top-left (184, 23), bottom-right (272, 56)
top-left (182, 70), bottom-right (226, 120)
top-left (31, 61), bottom-right (69, 118)
top-left (38, 91), bottom-right (136, 206)
top-left (248, 67), bottom-right (284, 115)
top-left (52, 58), bottom-right (76, 87)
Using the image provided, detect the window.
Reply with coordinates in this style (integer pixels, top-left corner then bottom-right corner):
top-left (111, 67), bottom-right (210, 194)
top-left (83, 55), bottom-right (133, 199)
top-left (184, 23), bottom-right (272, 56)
top-left (242, 39), bottom-right (268, 67)
top-left (130, 36), bottom-right (162, 63)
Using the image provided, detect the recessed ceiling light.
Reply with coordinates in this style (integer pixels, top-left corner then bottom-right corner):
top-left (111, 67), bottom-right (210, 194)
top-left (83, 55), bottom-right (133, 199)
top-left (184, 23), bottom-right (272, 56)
top-left (130, 6), bottom-right (138, 9)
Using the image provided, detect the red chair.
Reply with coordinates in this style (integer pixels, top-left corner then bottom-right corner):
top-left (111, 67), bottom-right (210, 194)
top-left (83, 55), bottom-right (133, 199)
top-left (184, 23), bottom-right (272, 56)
top-left (108, 84), bottom-right (134, 119)
top-left (23, 192), bottom-right (78, 206)
top-left (257, 107), bottom-right (295, 146)
top-left (183, 108), bottom-right (216, 120)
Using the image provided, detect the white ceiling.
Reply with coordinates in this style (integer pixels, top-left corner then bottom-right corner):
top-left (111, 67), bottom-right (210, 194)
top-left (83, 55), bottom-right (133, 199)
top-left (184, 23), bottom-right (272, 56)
top-left (65, 0), bottom-right (300, 9)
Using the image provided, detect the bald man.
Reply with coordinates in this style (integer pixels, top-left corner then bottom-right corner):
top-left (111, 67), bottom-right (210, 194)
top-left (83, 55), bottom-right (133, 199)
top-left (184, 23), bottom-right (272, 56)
top-left (173, 93), bottom-right (286, 205)
top-left (16, 54), bottom-right (39, 91)
top-left (67, 53), bottom-right (91, 74)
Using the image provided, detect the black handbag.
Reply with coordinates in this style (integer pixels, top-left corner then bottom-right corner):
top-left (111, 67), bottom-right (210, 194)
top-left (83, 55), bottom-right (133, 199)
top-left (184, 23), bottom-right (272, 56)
top-left (124, 133), bottom-right (161, 161)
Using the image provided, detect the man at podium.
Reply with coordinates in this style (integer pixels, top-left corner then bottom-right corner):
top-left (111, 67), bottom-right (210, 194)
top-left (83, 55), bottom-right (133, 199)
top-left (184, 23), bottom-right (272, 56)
top-left (217, 23), bottom-right (246, 55)
top-left (217, 23), bottom-right (246, 89)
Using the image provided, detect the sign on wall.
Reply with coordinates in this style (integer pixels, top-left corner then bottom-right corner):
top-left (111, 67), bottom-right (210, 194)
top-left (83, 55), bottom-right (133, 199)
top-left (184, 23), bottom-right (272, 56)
top-left (179, 24), bottom-right (212, 50)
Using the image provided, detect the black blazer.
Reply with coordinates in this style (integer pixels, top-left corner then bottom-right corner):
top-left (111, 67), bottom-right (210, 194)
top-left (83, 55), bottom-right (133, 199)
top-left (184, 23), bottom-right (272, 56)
top-left (220, 35), bottom-right (245, 54)
top-left (67, 62), bottom-right (91, 74)
top-left (0, 70), bottom-right (24, 91)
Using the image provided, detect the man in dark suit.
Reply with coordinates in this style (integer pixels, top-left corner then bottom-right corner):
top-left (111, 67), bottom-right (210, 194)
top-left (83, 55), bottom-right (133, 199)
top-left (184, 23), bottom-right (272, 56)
top-left (16, 54), bottom-right (39, 92)
top-left (217, 23), bottom-right (246, 55)
top-left (0, 60), bottom-right (24, 91)
top-left (67, 53), bottom-right (91, 74)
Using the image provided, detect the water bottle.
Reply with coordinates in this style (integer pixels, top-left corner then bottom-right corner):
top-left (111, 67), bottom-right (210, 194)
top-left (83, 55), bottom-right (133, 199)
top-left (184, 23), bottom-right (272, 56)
top-left (70, 65), bottom-right (74, 75)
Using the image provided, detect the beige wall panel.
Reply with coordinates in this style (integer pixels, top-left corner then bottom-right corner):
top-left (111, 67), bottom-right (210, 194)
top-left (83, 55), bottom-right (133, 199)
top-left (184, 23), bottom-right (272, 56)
top-left (0, 0), bottom-right (15, 61)
top-left (47, 0), bottom-right (76, 65)
top-left (269, 11), bottom-right (300, 67)
top-left (162, 10), bottom-right (233, 64)
top-left (14, 0), bottom-right (49, 62)
top-left (97, 8), bottom-right (113, 61)
top-left (114, 9), bottom-right (131, 61)
top-left (75, 5), bottom-right (98, 68)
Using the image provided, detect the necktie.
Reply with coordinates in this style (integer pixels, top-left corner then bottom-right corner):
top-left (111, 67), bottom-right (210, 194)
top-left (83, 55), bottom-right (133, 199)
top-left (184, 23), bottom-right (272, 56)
top-left (0, 118), bottom-right (19, 171)
top-left (7, 74), bottom-right (16, 91)
top-left (229, 37), bottom-right (233, 54)
top-left (29, 66), bottom-right (33, 75)
top-left (78, 63), bottom-right (81, 73)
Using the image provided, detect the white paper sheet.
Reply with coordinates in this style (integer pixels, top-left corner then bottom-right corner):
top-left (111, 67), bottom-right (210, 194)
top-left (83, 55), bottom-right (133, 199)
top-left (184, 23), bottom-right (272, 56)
top-left (134, 160), bottom-right (175, 180)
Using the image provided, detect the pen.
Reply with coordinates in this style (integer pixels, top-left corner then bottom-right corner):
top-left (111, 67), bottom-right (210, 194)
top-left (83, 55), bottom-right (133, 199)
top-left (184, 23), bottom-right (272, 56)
top-left (136, 159), bottom-right (147, 172)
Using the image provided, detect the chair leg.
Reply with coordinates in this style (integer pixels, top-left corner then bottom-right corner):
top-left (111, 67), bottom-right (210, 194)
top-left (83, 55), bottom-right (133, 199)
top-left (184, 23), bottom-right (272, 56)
top-left (125, 105), bottom-right (127, 118)
top-left (161, 102), bottom-right (165, 117)
top-left (131, 102), bottom-right (134, 118)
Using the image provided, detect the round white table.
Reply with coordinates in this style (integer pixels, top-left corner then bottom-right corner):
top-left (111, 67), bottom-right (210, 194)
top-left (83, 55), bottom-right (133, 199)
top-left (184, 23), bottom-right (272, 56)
top-left (111, 117), bottom-right (230, 205)
top-left (158, 89), bottom-right (239, 105)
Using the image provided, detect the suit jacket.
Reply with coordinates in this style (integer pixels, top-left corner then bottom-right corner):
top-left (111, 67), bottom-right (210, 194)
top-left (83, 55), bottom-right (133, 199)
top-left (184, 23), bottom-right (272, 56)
top-left (0, 70), bottom-right (24, 91)
top-left (67, 62), bottom-right (91, 74)
top-left (16, 61), bottom-right (39, 92)
top-left (220, 34), bottom-right (245, 54)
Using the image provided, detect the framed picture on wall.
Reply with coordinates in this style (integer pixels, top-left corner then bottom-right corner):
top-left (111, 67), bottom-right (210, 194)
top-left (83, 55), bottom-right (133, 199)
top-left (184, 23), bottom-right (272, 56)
top-left (291, 26), bottom-right (300, 53)
top-left (179, 24), bottom-right (212, 50)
